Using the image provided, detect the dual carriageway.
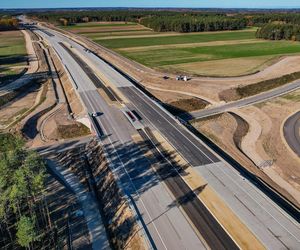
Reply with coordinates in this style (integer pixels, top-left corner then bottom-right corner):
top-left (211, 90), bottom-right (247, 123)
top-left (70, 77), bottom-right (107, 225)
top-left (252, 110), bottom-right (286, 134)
top-left (33, 25), bottom-right (300, 250)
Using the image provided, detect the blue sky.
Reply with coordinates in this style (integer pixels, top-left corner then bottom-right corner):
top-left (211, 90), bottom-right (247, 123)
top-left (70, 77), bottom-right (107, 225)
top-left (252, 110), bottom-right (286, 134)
top-left (1, 0), bottom-right (300, 9)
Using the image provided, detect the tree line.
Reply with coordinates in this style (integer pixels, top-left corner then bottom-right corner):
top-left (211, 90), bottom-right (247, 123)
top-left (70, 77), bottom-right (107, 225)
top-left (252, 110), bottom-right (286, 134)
top-left (140, 15), bottom-right (247, 32)
top-left (28, 10), bottom-right (300, 36)
top-left (0, 134), bottom-right (51, 249)
top-left (28, 10), bottom-right (246, 32)
top-left (252, 13), bottom-right (300, 41)
top-left (28, 10), bottom-right (156, 25)
top-left (246, 13), bottom-right (300, 26)
top-left (256, 23), bottom-right (300, 41)
top-left (28, 10), bottom-right (227, 26)
top-left (0, 17), bottom-right (19, 31)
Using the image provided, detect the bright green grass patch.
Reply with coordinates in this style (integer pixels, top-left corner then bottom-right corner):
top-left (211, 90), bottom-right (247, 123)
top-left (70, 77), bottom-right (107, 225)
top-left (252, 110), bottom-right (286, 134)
top-left (95, 30), bottom-right (256, 49)
top-left (0, 31), bottom-right (26, 83)
top-left (0, 43), bottom-right (26, 58)
top-left (120, 41), bottom-right (300, 67)
top-left (0, 31), bottom-right (26, 58)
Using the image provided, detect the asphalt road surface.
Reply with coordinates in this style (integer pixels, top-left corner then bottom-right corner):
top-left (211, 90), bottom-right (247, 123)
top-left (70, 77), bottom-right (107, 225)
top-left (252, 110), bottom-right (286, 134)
top-left (35, 26), bottom-right (300, 249)
top-left (56, 36), bottom-right (236, 249)
top-left (180, 80), bottom-right (300, 120)
top-left (283, 111), bottom-right (300, 157)
top-left (34, 28), bottom-right (208, 250)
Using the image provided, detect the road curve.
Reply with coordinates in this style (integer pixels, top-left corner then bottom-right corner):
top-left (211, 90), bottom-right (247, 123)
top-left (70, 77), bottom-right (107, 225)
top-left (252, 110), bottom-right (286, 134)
top-left (283, 111), bottom-right (300, 157)
top-left (180, 80), bottom-right (300, 120)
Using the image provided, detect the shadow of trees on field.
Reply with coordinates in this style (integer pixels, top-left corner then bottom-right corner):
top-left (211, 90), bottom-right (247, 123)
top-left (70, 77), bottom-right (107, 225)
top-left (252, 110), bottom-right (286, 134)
top-left (0, 70), bottom-right (53, 89)
top-left (0, 71), bottom-right (52, 108)
top-left (0, 54), bottom-right (28, 65)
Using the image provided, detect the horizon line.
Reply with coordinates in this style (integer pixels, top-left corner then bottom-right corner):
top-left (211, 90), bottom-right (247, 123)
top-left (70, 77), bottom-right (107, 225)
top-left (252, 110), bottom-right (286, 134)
top-left (1, 6), bottom-right (300, 10)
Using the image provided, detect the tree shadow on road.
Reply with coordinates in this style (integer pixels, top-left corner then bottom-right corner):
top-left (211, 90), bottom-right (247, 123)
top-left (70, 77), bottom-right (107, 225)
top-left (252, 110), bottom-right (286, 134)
top-left (41, 135), bottom-right (201, 249)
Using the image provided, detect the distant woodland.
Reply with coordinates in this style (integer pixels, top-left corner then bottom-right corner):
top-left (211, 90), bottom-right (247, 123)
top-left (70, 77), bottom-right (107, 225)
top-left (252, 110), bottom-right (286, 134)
top-left (0, 16), bottom-right (19, 31)
top-left (256, 23), bottom-right (300, 41)
top-left (28, 10), bottom-right (300, 40)
top-left (140, 15), bottom-right (247, 32)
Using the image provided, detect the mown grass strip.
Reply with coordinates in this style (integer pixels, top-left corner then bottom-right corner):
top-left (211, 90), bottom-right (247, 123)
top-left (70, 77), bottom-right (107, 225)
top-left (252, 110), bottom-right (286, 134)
top-left (236, 71), bottom-right (300, 99)
top-left (96, 30), bottom-right (256, 49)
top-left (120, 41), bottom-right (300, 67)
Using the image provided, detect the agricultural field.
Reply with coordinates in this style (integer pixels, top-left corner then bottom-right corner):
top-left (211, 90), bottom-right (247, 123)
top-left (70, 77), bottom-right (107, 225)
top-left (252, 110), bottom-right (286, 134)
top-left (59, 21), bottom-right (153, 37)
top-left (0, 30), bottom-right (27, 84)
top-left (65, 22), bottom-right (300, 76)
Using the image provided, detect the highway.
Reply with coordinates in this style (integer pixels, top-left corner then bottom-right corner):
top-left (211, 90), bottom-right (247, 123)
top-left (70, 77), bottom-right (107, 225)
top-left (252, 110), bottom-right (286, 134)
top-left (56, 39), bottom-right (240, 249)
top-left (180, 79), bottom-right (300, 120)
top-left (34, 28), bottom-right (209, 250)
top-left (56, 35), bottom-right (237, 249)
top-left (34, 26), bottom-right (300, 249)
top-left (284, 111), bottom-right (300, 157)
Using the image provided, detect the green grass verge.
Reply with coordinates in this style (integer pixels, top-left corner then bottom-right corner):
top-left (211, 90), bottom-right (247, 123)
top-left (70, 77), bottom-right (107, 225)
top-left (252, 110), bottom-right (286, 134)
top-left (0, 91), bottom-right (18, 107)
top-left (120, 41), bottom-right (300, 67)
top-left (95, 30), bottom-right (256, 49)
top-left (57, 123), bottom-right (90, 139)
top-left (236, 71), bottom-right (300, 99)
top-left (282, 92), bottom-right (300, 101)
top-left (162, 98), bottom-right (208, 116)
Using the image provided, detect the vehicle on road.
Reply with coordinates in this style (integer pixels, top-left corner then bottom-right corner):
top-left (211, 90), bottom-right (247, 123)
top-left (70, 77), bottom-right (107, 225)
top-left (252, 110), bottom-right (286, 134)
top-left (176, 75), bottom-right (188, 81)
top-left (90, 112), bottom-right (102, 117)
top-left (126, 111), bottom-right (136, 122)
